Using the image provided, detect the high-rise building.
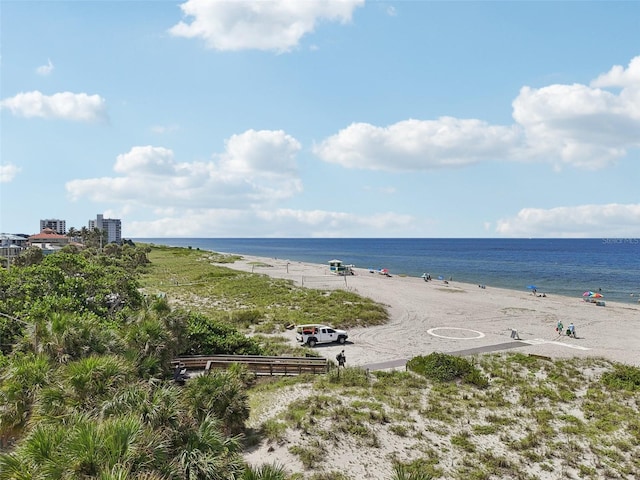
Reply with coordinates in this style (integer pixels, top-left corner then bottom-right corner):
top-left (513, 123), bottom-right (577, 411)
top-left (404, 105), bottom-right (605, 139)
top-left (88, 214), bottom-right (122, 245)
top-left (40, 218), bottom-right (67, 235)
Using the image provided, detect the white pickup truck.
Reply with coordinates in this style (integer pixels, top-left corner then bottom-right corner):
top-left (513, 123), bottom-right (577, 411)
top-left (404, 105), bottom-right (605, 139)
top-left (296, 324), bottom-right (348, 347)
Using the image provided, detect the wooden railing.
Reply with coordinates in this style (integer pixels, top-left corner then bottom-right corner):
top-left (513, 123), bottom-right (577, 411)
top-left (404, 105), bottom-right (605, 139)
top-left (172, 354), bottom-right (328, 376)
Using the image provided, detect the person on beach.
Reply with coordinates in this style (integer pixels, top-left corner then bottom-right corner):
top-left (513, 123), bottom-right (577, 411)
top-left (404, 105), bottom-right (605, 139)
top-left (568, 323), bottom-right (576, 338)
top-left (556, 320), bottom-right (563, 336)
top-left (336, 350), bottom-right (346, 368)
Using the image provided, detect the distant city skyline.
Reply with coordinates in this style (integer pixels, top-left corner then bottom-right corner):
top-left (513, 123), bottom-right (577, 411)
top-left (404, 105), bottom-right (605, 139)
top-left (1, 1), bottom-right (639, 238)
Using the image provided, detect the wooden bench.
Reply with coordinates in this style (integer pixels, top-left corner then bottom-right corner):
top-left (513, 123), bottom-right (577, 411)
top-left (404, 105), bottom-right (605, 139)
top-left (172, 354), bottom-right (328, 376)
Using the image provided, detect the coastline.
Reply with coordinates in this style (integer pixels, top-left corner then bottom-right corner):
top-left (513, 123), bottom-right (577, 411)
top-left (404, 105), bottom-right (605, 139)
top-left (135, 238), bottom-right (640, 305)
top-left (223, 254), bottom-right (640, 368)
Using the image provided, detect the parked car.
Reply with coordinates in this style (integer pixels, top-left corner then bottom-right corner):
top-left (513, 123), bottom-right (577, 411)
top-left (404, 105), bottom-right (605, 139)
top-left (295, 324), bottom-right (348, 347)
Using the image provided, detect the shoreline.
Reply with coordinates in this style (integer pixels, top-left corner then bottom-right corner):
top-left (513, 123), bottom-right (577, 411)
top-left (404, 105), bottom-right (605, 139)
top-left (136, 238), bottom-right (640, 305)
top-left (221, 253), bottom-right (640, 367)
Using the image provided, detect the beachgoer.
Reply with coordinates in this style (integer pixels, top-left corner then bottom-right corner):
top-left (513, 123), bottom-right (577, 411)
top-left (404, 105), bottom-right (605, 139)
top-left (556, 320), bottom-right (563, 335)
top-left (568, 323), bottom-right (576, 338)
top-left (336, 350), bottom-right (346, 368)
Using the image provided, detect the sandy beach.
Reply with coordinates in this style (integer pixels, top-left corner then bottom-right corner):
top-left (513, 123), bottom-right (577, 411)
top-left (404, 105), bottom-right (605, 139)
top-left (223, 255), bottom-right (640, 479)
top-left (225, 255), bottom-right (640, 368)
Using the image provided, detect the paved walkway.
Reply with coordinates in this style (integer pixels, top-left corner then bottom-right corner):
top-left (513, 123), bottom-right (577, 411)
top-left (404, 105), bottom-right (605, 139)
top-left (361, 341), bottom-right (528, 371)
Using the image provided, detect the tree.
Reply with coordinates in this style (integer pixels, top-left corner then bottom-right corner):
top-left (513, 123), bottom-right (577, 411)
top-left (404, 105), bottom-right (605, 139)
top-left (12, 247), bottom-right (44, 267)
top-left (66, 227), bottom-right (79, 240)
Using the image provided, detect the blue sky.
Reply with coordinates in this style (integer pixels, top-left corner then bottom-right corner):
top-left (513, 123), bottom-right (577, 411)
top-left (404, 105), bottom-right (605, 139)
top-left (1, 0), bottom-right (639, 238)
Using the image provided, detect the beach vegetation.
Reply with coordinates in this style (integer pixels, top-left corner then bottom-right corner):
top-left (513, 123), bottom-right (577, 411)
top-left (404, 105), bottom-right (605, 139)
top-left (406, 353), bottom-right (489, 388)
top-left (139, 245), bottom-right (389, 332)
top-left (241, 462), bottom-right (288, 480)
top-left (2, 244), bottom-right (640, 480)
top-left (391, 461), bottom-right (436, 480)
top-left (250, 350), bottom-right (640, 479)
top-left (306, 472), bottom-right (352, 480)
top-left (289, 439), bottom-right (326, 469)
top-left (601, 364), bottom-right (640, 391)
top-left (259, 418), bottom-right (288, 444)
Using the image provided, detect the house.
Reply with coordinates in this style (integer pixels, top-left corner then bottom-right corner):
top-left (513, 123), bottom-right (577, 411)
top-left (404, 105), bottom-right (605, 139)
top-left (28, 228), bottom-right (70, 254)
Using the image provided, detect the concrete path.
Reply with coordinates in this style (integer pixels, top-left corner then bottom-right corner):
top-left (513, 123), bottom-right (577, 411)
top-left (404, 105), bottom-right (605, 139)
top-left (361, 341), bottom-right (528, 371)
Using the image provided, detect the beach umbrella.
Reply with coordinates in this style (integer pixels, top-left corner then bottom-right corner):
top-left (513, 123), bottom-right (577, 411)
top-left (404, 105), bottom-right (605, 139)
top-left (526, 285), bottom-right (537, 290)
top-left (590, 292), bottom-right (604, 298)
top-left (583, 291), bottom-right (594, 297)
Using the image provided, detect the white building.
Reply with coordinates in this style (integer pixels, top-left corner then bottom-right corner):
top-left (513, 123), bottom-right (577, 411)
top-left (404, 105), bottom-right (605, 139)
top-left (88, 214), bottom-right (122, 245)
top-left (40, 218), bottom-right (67, 235)
top-left (1, 233), bottom-right (29, 261)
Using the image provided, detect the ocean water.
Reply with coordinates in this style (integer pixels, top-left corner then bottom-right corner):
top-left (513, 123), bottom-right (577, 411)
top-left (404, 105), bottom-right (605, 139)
top-left (135, 238), bottom-right (640, 304)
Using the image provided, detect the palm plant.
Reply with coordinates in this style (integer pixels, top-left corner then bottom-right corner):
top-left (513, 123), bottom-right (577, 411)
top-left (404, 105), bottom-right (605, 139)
top-left (174, 415), bottom-right (244, 480)
top-left (101, 381), bottom-right (183, 431)
top-left (183, 370), bottom-right (250, 436)
top-left (242, 463), bottom-right (287, 480)
top-left (390, 464), bottom-right (434, 480)
top-left (0, 353), bottom-right (53, 444)
top-left (63, 355), bottom-right (134, 410)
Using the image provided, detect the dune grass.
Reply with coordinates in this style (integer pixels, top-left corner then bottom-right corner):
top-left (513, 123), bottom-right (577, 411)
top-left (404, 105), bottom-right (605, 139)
top-left (248, 354), bottom-right (640, 479)
top-left (138, 244), bottom-right (388, 337)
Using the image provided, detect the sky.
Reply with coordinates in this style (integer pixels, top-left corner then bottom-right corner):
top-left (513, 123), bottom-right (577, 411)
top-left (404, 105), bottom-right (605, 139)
top-left (1, 0), bottom-right (639, 239)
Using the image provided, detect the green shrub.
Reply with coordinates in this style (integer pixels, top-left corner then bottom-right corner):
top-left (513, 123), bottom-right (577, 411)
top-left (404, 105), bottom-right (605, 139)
top-left (184, 312), bottom-right (263, 355)
top-left (260, 418), bottom-right (288, 443)
top-left (407, 353), bottom-right (488, 388)
top-left (601, 364), bottom-right (640, 391)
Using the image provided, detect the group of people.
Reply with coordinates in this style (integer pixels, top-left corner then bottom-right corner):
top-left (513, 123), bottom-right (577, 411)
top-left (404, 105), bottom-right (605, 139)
top-left (556, 320), bottom-right (577, 338)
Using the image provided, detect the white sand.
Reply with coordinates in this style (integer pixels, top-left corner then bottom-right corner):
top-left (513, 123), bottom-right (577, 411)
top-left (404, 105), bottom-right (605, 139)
top-left (226, 255), bottom-right (640, 367)
top-left (228, 255), bottom-right (640, 479)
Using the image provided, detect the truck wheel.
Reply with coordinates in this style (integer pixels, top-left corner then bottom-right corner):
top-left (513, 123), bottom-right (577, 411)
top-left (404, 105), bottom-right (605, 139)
top-left (307, 338), bottom-right (317, 347)
top-left (338, 336), bottom-right (346, 344)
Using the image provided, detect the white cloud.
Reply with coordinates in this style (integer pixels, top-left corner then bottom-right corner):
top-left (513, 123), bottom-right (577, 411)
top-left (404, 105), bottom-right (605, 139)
top-left (124, 207), bottom-right (416, 238)
top-left (314, 56), bottom-right (640, 171)
top-left (169, 0), bottom-right (364, 52)
top-left (114, 146), bottom-right (177, 175)
top-left (66, 129), bottom-right (303, 209)
top-left (512, 82), bottom-right (640, 169)
top-left (313, 118), bottom-right (522, 170)
top-left (495, 203), bottom-right (640, 238)
top-left (36, 59), bottom-right (54, 76)
top-left (0, 91), bottom-right (107, 122)
top-left (591, 56), bottom-right (640, 89)
top-left (0, 164), bottom-right (21, 183)
top-left (221, 129), bottom-right (300, 174)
